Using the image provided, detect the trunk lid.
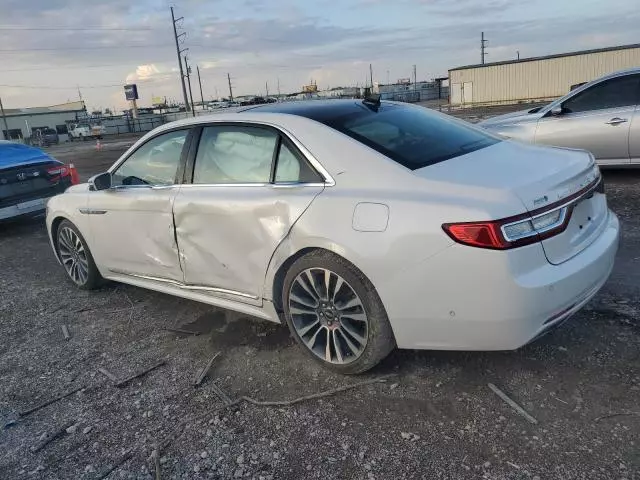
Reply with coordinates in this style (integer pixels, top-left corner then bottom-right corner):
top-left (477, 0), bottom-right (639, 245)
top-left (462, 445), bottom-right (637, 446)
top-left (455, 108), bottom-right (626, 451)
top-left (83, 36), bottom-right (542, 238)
top-left (0, 143), bottom-right (68, 209)
top-left (415, 140), bottom-right (606, 264)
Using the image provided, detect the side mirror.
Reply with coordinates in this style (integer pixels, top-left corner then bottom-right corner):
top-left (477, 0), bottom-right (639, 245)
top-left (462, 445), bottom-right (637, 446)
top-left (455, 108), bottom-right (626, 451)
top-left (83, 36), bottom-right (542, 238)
top-left (550, 105), bottom-right (563, 116)
top-left (90, 172), bottom-right (112, 191)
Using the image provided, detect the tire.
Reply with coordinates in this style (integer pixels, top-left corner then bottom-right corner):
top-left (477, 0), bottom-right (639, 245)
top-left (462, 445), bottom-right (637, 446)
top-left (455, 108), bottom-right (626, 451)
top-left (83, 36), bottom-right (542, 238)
top-left (282, 250), bottom-right (395, 374)
top-left (55, 220), bottom-right (104, 290)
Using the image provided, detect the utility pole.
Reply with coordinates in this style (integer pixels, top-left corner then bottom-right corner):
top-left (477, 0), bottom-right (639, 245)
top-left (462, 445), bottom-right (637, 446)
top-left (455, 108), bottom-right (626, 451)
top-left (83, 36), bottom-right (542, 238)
top-left (277, 78), bottom-right (281, 98)
top-left (517, 50), bottom-right (520, 60)
top-left (265, 81), bottom-right (269, 97)
top-left (481, 31), bottom-right (488, 64)
top-left (196, 65), bottom-right (204, 107)
top-left (369, 63), bottom-right (374, 90)
top-left (413, 65), bottom-right (417, 93)
top-left (184, 55), bottom-right (195, 117)
top-left (171, 7), bottom-right (190, 112)
top-left (0, 97), bottom-right (9, 140)
top-left (227, 73), bottom-right (233, 101)
top-left (386, 70), bottom-right (390, 85)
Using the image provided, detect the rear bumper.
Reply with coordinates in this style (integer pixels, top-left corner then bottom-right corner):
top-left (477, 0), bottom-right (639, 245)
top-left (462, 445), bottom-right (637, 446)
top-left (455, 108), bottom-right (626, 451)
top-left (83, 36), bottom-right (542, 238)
top-left (0, 198), bottom-right (48, 221)
top-left (380, 209), bottom-right (619, 351)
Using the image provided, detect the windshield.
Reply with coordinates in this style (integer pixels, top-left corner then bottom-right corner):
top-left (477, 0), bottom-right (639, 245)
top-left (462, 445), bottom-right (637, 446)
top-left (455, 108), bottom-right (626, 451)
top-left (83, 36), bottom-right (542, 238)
top-left (320, 103), bottom-right (499, 170)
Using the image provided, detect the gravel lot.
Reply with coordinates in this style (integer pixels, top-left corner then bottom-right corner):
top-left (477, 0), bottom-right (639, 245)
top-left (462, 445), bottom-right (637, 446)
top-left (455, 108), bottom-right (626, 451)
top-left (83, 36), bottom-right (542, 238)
top-left (1, 133), bottom-right (639, 480)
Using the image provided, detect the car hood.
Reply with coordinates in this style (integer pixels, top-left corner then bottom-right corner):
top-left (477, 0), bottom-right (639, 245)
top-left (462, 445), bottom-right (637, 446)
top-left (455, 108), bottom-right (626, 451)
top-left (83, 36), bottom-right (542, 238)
top-left (414, 140), bottom-right (596, 213)
top-left (479, 108), bottom-right (544, 127)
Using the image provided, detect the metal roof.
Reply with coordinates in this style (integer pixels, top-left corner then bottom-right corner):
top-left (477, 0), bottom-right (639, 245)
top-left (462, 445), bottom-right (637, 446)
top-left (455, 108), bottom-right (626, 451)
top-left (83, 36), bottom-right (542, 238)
top-left (3, 100), bottom-right (85, 117)
top-left (449, 43), bottom-right (640, 72)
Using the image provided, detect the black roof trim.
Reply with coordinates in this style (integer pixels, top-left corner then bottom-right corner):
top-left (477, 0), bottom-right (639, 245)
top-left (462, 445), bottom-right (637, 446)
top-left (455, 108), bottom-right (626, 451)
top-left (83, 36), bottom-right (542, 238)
top-left (449, 43), bottom-right (640, 72)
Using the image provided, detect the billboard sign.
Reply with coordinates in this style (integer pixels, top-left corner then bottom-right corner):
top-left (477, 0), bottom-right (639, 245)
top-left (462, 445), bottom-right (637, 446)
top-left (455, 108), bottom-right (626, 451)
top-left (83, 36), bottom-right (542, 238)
top-left (397, 78), bottom-right (411, 85)
top-left (124, 84), bottom-right (139, 101)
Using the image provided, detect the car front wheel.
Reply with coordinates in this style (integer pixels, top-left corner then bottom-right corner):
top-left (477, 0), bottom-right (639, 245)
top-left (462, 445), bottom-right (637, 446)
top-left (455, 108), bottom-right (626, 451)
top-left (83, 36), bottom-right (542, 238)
top-left (56, 220), bottom-right (103, 290)
top-left (282, 250), bottom-right (395, 374)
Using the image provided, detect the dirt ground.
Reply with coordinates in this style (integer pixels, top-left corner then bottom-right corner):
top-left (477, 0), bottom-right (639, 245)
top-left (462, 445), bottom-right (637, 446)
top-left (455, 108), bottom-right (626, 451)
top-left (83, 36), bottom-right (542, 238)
top-left (1, 132), bottom-right (639, 480)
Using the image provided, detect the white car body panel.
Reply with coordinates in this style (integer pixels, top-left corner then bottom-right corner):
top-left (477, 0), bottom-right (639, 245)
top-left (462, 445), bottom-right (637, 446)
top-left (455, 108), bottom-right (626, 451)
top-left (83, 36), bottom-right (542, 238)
top-left (46, 105), bottom-right (619, 351)
top-left (479, 68), bottom-right (640, 165)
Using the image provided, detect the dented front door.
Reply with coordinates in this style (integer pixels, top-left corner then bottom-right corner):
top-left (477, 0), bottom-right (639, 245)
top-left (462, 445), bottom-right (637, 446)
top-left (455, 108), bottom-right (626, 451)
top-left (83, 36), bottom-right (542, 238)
top-left (173, 185), bottom-right (322, 304)
top-left (87, 186), bottom-right (184, 282)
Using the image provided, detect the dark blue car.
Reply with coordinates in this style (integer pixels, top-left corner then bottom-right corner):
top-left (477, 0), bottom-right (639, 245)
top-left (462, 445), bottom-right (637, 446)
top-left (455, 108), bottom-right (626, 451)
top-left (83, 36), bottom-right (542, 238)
top-left (0, 141), bottom-right (76, 221)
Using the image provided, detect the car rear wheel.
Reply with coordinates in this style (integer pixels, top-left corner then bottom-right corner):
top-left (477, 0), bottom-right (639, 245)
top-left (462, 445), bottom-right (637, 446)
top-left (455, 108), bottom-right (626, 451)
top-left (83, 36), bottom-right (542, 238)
top-left (282, 250), bottom-right (395, 374)
top-left (56, 220), bottom-right (103, 290)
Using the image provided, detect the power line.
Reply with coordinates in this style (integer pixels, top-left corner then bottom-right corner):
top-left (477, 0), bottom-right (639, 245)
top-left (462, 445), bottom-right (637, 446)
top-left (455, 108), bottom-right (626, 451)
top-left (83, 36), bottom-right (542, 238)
top-left (0, 83), bottom-right (124, 90)
top-left (0, 26), bottom-right (156, 31)
top-left (3, 63), bottom-right (153, 72)
top-left (0, 44), bottom-right (174, 53)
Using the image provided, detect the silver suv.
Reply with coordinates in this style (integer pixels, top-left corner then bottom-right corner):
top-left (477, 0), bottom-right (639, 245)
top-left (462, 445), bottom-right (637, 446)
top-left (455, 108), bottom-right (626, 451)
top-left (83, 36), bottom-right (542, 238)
top-left (479, 68), bottom-right (640, 166)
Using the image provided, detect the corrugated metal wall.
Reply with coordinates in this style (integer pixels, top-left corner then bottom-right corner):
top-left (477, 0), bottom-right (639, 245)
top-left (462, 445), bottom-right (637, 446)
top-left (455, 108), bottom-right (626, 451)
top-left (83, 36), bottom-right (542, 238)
top-left (449, 47), bottom-right (640, 105)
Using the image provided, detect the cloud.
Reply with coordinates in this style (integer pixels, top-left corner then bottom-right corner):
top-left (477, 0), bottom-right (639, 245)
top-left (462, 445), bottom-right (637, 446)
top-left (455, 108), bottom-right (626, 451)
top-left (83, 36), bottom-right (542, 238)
top-left (1, 0), bottom-right (639, 109)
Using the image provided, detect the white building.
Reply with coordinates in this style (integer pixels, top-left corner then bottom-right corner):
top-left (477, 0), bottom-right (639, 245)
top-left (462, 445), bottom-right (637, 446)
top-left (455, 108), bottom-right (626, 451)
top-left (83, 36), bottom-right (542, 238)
top-left (449, 43), bottom-right (640, 106)
top-left (1, 101), bottom-right (87, 141)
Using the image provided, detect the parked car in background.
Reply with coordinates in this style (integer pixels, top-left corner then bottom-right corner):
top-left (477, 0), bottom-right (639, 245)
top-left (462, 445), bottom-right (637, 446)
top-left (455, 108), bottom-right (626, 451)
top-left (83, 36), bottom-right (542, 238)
top-left (479, 68), bottom-right (640, 166)
top-left (46, 100), bottom-right (618, 373)
top-left (68, 123), bottom-right (105, 141)
top-left (0, 141), bottom-right (78, 221)
top-left (34, 128), bottom-right (60, 146)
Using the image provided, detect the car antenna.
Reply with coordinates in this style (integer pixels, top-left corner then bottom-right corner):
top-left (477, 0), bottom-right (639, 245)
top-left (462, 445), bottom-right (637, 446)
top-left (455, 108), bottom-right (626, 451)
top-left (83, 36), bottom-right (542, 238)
top-left (362, 93), bottom-right (381, 110)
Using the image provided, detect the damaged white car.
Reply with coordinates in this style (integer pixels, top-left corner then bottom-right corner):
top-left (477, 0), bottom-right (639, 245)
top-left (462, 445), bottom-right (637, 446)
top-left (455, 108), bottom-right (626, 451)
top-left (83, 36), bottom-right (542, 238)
top-left (46, 99), bottom-right (619, 373)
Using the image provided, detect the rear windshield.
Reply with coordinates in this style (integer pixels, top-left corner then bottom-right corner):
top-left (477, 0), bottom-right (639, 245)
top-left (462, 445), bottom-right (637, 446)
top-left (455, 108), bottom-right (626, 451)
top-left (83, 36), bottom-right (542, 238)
top-left (320, 104), bottom-right (499, 170)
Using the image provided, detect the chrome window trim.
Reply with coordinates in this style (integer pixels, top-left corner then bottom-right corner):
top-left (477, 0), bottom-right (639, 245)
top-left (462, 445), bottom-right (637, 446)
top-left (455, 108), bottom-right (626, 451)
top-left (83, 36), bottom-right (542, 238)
top-left (109, 269), bottom-right (259, 300)
top-left (179, 182), bottom-right (326, 188)
top-left (500, 177), bottom-right (601, 242)
top-left (109, 119), bottom-right (335, 186)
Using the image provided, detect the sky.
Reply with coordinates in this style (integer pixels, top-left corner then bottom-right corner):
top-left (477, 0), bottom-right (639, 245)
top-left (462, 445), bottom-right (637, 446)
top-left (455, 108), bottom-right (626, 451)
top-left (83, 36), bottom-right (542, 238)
top-left (1, 0), bottom-right (638, 112)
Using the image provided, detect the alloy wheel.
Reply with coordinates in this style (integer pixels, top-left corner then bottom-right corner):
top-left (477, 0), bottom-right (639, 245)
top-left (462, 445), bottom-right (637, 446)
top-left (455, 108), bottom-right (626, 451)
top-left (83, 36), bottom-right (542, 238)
top-left (288, 268), bottom-right (369, 364)
top-left (58, 226), bottom-right (89, 286)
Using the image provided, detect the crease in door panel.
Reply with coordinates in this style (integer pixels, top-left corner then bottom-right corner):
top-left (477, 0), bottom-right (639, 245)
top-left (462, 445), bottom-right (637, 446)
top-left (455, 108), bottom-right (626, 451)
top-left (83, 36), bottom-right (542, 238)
top-left (171, 188), bottom-right (185, 275)
top-left (262, 186), bottom-right (326, 299)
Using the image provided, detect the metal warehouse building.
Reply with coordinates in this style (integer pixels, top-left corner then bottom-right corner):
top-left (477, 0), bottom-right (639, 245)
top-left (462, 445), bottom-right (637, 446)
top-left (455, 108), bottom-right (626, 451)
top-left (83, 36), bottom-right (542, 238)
top-left (1, 101), bottom-right (86, 142)
top-left (449, 43), bottom-right (640, 106)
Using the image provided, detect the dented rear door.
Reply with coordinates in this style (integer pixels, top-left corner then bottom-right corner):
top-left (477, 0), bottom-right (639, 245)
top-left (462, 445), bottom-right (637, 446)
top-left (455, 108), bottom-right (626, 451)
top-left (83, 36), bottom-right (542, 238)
top-left (172, 123), bottom-right (324, 305)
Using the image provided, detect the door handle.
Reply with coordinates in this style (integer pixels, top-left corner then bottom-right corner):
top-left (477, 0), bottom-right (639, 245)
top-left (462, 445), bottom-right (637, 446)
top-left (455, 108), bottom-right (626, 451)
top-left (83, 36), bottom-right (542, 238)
top-left (605, 117), bottom-right (628, 125)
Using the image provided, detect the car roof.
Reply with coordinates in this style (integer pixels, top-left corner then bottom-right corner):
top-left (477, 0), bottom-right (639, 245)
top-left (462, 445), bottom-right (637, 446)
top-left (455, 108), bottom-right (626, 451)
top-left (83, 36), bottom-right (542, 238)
top-left (244, 99), bottom-right (397, 121)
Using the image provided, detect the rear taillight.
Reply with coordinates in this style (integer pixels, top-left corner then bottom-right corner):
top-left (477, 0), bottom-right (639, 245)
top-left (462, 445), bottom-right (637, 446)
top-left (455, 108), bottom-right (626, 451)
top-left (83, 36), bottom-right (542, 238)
top-left (443, 174), bottom-right (602, 250)
top-left (443, 206), bottom-right (571, 250)
top-left (47, 164), bottom-right (79, 185)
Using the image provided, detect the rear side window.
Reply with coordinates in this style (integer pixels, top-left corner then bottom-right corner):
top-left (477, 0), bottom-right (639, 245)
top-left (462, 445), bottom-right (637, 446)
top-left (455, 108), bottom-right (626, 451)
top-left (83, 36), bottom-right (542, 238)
top-left (321, 104), bottom-right (499, 170)
top-left (193, 126), bottom-right (277, 184)
top-left (563, 74), bottom-right (640, 113)
top-left (274, 141), bottom-right (322, 183)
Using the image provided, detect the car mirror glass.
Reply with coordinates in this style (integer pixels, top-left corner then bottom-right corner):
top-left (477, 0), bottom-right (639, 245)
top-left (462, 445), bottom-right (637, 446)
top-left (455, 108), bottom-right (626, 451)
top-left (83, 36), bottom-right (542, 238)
top-left (550, 105), bottom-right (563, 116)
top-left (90, 172), bottom-right (112, 191)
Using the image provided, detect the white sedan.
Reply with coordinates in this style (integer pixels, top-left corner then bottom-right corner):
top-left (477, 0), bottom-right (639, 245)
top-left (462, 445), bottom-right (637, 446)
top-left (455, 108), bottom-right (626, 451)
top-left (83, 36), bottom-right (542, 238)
top-left (46, 99), bottom-right (619, 374)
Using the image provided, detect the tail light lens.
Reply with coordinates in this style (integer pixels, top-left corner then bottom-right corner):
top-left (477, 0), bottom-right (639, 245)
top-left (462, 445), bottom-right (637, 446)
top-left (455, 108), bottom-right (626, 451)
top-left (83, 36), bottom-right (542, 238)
top-left (443, 205), bottom-right (571, 250)
top-left (47, 164), bottom-right (79, 185)
top-left (443, 173), bottom-right (603, 250)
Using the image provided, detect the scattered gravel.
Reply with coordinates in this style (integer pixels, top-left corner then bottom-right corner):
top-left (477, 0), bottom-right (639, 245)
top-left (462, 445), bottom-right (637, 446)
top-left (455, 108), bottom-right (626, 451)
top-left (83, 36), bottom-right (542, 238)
top-left (0, 141), bottom-right (638, 479)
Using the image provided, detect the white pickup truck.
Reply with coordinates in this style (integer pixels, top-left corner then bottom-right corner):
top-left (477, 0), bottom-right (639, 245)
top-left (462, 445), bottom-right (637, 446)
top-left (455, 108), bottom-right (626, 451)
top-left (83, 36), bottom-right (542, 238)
top-left (68, 123), bottom-right (106, 141)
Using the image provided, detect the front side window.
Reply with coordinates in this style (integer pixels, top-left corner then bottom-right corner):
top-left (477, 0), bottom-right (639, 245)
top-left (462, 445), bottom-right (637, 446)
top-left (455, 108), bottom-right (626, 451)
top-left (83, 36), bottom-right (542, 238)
top-left (193, 126), bottom-right (277, 184)
top-left (112, 129), bottom-right (187, 186)
top-left (563, 75), bottom-right (640, 113)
